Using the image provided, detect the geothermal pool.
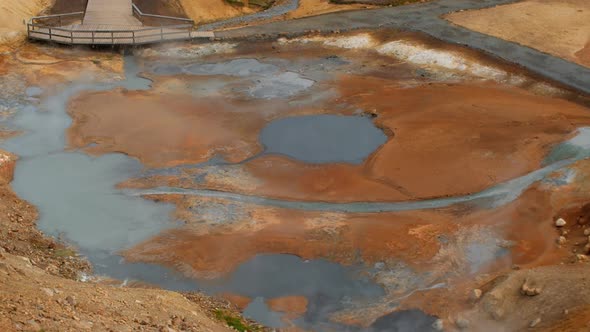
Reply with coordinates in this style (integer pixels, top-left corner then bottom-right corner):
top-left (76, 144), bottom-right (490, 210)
top-left (3, 34), bottom-right (590, 331)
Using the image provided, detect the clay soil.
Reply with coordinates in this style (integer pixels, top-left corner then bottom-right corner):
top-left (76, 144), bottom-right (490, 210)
top-left (447, 0), bottom-right (590, 67)
top-left (122, 163), bottom-right (590, 327)
top-left (67, 89), bottom-right (277, 168)
top-left (169, 80), bottom-right (590, 202)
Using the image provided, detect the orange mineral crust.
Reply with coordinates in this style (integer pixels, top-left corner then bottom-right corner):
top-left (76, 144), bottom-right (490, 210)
top-left (266, 296), bottom-right (308, 319)
top-left (192, 79), bottom-right (590, 203)
top-left (67, 89), bottom-right (271, 168)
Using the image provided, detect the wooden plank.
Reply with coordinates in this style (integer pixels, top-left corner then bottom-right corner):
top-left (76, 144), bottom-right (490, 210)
top-left (83, 0), bottom-right (141, 26)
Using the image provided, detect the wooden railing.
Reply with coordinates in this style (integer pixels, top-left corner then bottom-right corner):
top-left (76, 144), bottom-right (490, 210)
top-left (26, 7), bottom-right (199, 46)
top-left (131, 3), bottom-right (194, 26)
top-left (28, 23), bottom-right (195, 45)
top-left (30, 12), bottom-right (85, 27)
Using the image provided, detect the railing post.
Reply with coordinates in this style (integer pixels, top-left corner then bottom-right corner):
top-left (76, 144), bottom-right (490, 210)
top-left (49, 27), bottom-right (52, 40)
top-left (132, 31), bottom-right (135, 45)
top-left (92, 31), bottom-right (95, 44)
top-left (71, 30), bottom-right (74, 44)
top-left (112, 31), bottom-right (114, 45)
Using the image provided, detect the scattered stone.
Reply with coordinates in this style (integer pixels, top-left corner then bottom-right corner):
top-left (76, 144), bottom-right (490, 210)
top-left (555, 218), bottom-right (567, 227)
top-left (521, 280), bottom-right (542, 296)
top-left (529, 317), bottom-right (541, 328)
top-left (26, 320), bottom-right (41, 331)
top-left (432, 319), bottom-right (443, 331)
top-left (557, 236), bottom-right (567, 245)
top-left (470, 288), bottom-right (482, 301)
top-left (40, 288), bottom-right (54, 297)
top-left (564, 309), bottom-right (569, 315)
top-left (584, 229), bottom-right (590, 236)
top-left (576, 254), bottom-right (588, 262)
top-left (65, 296), bottom-right (76, 307)
top-left (456, 317), bottom-right (469, 329)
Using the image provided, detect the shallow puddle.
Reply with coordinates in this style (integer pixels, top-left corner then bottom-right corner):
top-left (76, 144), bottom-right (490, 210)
top-left (260, 114), bottom-right (388, 164)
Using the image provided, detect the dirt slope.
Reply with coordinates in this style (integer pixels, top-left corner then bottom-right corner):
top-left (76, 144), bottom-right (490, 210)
top-left (0, 249), bottom-right (232, 332)
top-left (179, 0), bottom-right (255, 24)
top-left (0, 0), bottom-right (52, 45)
top-left (447, 0), bottom-right (590, 67)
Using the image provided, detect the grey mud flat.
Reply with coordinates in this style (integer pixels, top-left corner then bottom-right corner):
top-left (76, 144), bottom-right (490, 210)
top-left (215, 0), bottom-right (590, 95)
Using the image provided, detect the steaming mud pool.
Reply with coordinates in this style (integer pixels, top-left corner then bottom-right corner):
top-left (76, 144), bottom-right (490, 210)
top-left (4, 32), bottom-right (590, 331)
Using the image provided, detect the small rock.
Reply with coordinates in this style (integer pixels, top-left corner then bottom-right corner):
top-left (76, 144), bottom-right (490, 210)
top-left (40, 288), bottom-right (54, 297)
top-left (584, 229), bottom-right (590, 236)
top-left (470, 289), bottom-right (483, 301)
top-left (74, 320), bottom-right (93, 330)
top-left (65, 296), bottom-right (76, 307)
top-left (557, 236), bottom-right (567, 245)
top-left (564, 309), bottom-right (569, 315)
top-left (374, 262), bottom-right (385, 270)
top-left (432, 319), bottom-right (443, 331)
top-left (530, 317), bottom-right (541, 328)
top-left (456, 317), bottom-right (469, 329)
top-left (555, 218), bottom-right (567, 227)
top-left (521, 280), bottom-right (541, 296)
top-left (26, 320), bottom-right (41, 331)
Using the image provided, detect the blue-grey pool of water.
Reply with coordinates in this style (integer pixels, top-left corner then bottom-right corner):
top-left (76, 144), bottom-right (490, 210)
top-left (88, 252), bottom-right (384, 327)
top-left (243, 297), bottom-right (285, 328)
top-left (260, 114), bottom-right (388, 164)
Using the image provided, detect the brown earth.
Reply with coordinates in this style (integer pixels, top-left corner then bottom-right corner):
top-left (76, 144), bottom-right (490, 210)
top-left (286, 0), bottom-right (375, 19)
top-left (67, 90), bottom-right (273, 168)
top-left (121, 171), bottom-right (589, 327)
top-left (266, 296), bottom-right (308, 319)
top-left (49, 0), bottom-right (88, 14)
top-left (446, 0), bottom-right (590, 67)
top-left (122, 194), bottom-right (452, 277)
top-left (220, 293), bottom-right (252, 310)
top-left (187, 79), bottom-right (590, 202)
top-left (123, 178), bottom-right (572, 280)
top-left (134, 0), bottom-right (188, 17)
top-left (0, 249), bottom-right (234, 332)
top-left (0, 0), bottom-right (52, 46)
top-left (177, 0), bottom-right (256, 24)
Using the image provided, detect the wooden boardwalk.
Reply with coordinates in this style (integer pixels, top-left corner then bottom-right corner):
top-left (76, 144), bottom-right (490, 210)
top-left (27, 0), bottom-right (212, 45)
top-left (83, 0), bottom-right (141, 27)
